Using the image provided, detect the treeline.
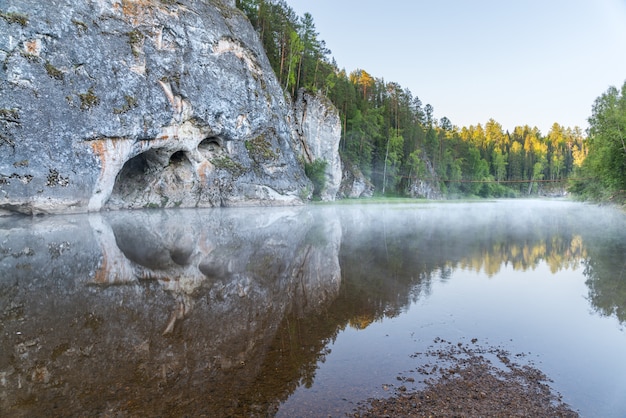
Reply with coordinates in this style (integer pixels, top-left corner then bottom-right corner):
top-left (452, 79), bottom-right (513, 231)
top-left (570, 81), bottom-right (626, 202)
top-left (236, 0), bottom-right (586, 197)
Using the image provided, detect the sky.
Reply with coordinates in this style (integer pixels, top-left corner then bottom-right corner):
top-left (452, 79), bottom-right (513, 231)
top-left (285, 0), bottom-right (626, 134)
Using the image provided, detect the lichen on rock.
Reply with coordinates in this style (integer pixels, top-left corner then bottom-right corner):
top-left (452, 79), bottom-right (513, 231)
top-left (0, 0), bottom-right (311, 215)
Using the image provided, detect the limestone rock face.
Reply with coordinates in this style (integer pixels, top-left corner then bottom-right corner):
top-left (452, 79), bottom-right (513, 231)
top-left (0, 0), bottom-right (311, 215)
top-left (293, 89), bottom-right (342, 201)
top-left (408, 159), bottom-right (442, 199)
top-left (339, 159), bottom-right (375, 199)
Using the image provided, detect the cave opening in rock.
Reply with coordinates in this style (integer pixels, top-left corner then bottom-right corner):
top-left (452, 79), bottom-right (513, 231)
top-left (198, 136), bottom-right (224, 158)
top-left (107, 147), bottom-right (194, 209)
top-left (117, 151), bottom-right (153, 182)
top-left (169, 150), bottom-right (187, 165)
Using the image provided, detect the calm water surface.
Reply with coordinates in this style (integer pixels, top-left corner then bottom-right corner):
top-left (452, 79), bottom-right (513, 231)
top-left (1, 200), bottom-right (625, 417)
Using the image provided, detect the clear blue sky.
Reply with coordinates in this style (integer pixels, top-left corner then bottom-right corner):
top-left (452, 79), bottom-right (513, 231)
top-left (286, 0), bottom-right (626, 134)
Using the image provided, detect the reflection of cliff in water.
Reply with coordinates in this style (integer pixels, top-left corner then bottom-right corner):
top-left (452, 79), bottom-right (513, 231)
top-left (1, 200), bottom-right (625, 416)
top-left (0, 208), bottom-right (342, 417)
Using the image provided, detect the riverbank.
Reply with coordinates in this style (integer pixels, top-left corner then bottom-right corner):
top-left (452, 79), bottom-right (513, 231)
top-left (351, 338), bottom-right (579, 417)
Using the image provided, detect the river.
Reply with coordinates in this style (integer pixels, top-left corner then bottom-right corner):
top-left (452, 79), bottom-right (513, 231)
top-left (1, 199), bottom-right (625, 417)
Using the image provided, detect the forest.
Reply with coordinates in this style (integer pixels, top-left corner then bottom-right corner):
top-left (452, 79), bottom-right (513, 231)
top-left (236, 0), bottom-right (625, 201)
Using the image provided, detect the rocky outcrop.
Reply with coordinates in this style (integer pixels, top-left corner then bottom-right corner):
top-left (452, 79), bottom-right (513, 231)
top-left (293, 89), bottom-right (342, 201)
top-left (408, 158), bottom-right (442, 199)
top-left (339, 159), bottom-right (375, 198)
top-left (0, 0), bottom-right (311, 215)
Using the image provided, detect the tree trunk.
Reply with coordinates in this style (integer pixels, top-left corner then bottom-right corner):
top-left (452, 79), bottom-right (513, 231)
top-left (383, 138), bottom-right (390, 194)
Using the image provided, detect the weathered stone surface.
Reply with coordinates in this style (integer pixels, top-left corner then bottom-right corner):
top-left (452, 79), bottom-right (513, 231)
top-left (293, 89), bottom-right (342, 201)
top-left (339, 159), bottom-right (375, 198)
top-left (0, 0), bottom-right (311, 215)
top-left (408, 159), bottom-right (442, 199)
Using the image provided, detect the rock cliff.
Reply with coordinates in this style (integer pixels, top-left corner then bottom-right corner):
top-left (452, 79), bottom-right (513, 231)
top-left (408, 158), bottom-right (442, 199)
top-left (293, 89), bottom-right (342, 201)
top-left (339, 159), bottom-right (375, 198)
top-left (0, 0), bottom-right (313, 215)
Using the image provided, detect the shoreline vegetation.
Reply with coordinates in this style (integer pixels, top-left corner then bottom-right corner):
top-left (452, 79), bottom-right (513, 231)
top-left (236, 0), bottom-right (585, 201)
top-left (236, 1), bottom-right (625, 205)
top-left (312, 195), bottom-right (567, 205)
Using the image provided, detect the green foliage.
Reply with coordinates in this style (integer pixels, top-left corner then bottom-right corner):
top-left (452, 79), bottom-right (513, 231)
top-left (79, 88), bottom-right (100, 110)
top-left (237, 1), bottom-right (586, 198)
top-left (583, 227), bottom-right (626, 323)
top-left (236, 0), bottom-right (333, 95)
top-left (343, 108), bottom-right (383, 176)
top-left (44, 61), bottom-right (64, 81)
top-left (381, 132), bottom-right (404, 193)
top-left (0, 11), bottom-right (28, 26)
top-left (304, 159), bottom-right (327, 199)
top-left (571, 81), bottom-right (626, 201)
top-left (113, 95), bottom-right (138, 114)
top-left (284, 29), bottom-right (303, 93)
top-left (245, 134), bottom-right (278, 161)
top-left (212, 156), bottom-right (245, 177)
top-left (127, 29), bottom-right (144, 57)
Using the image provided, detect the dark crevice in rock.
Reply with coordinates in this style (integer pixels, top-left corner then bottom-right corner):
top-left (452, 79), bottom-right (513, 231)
top-left (106, 148), bottom-right (196, 209)
top-left (169, 150), bottom-right (187, 166)
top-left (0, 0), bottom-right (310, 215)
top-left (198, 136), bottom-right (225, 159)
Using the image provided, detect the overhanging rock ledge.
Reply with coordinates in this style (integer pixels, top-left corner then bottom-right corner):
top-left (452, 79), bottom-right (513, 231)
top-left (0, 0), bottom-right (314, 215)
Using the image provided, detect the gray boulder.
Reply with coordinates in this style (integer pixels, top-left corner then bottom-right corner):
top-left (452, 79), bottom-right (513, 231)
top-left (0, 0), bottom-right (311, 215)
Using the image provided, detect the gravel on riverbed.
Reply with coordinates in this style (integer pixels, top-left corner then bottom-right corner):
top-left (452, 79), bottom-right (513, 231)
top-left (351, 338), bottom-right (579, 417)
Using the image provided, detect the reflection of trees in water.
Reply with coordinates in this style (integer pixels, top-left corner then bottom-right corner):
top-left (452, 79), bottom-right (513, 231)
top-left (249, 311), bottom-right (340, 415)
top-left (582, 226), bottom-right (626, 324)
top-left (254, 204), bottom-right (599, 412)
top-left (584, 258), bottom-right (626, 323)
top-left (256, 203), bottom-right (597, 410)
top-left (456, 234), bottom-right (587, 276)
top-left (3, 202), bottom-right (626, 417)
top-left (334, 204), bottom-right (593, 331)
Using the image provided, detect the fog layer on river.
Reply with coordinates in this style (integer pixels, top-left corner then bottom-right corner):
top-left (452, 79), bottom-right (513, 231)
top-left (1, 199), bottom-right (625, 417)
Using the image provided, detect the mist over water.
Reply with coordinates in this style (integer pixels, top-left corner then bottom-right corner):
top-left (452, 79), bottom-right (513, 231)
top-left (1, 200), bottom-right (625, 417)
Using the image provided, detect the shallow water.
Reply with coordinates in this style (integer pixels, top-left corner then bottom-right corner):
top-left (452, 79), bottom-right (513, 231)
top-left (1, 199), bottom-right (625, 417)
